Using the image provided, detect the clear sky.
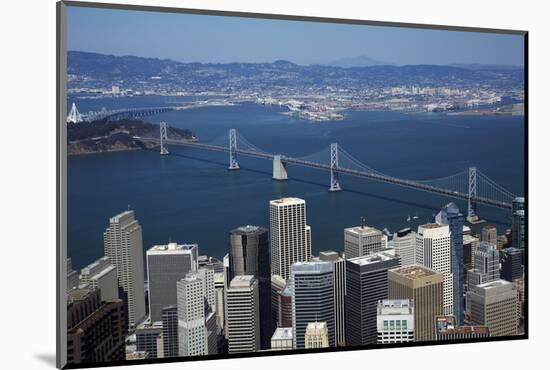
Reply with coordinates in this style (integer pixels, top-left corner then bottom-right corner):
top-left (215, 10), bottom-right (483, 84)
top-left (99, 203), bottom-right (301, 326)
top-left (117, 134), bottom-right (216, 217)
top-left (67, 5), bottom-right (524, 66)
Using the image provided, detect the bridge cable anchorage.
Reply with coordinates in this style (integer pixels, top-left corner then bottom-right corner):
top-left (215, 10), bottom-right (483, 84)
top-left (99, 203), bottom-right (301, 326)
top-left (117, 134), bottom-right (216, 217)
top-left (329, 143), bottom-right (342, 192)
top-left (159, 122), bottom-right (169, 155)
top-left (228, 128), bottom-right (240, 170)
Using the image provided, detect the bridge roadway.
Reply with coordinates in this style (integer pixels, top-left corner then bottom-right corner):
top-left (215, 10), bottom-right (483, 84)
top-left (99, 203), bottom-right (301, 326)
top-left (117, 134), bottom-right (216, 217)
top-left (136, 136), bottom-right (513, 210)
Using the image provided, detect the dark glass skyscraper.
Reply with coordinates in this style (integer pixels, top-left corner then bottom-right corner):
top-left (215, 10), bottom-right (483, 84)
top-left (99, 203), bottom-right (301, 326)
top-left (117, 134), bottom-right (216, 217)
top-left (345, 252), bottom-right (400, 345)
top-left (435, 202), bottom-right (465, 324)
top-left (161, 305), bottom-right (179, 358)
top-left (291, 261), bottom-right (335, 349)
top-left (512, 197), bottom-right (525, 250)
top-left (229, 225), bottom-right (272, 349)
top-left (500, 247), bottom-right (524, 282)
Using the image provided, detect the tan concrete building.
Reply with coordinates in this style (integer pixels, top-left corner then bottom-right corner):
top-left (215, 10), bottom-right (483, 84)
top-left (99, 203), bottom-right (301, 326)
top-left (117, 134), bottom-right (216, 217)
top-left (304, 322), bottom-right (329, 349)
top-left (388, 265), bottom-right (444, 342)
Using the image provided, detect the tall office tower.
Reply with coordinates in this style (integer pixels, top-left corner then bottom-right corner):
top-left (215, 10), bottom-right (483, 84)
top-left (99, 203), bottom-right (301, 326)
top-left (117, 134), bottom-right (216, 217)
top-left (512, 210), bottom-right (525, 250)
top-left (226, 275), bottom-right (260, 354)
top-left (67, 258), bottom-right (80, 291)
top-left (136, 321), bottom-right (163, 359)
top-left (345, 252), bottom-right (400, 346)
top-left (344, 224), bottom-right (383, 259)
top-left (392, 228), bottom-right (416, 267)
top-left (279, 286), bottom-right (293, 328)
top-left (435, 203), bottom-right (464, 324)
top-left (146, 242), bottom-right (198, 322)
top-left (467, 241), bottom-right (500, 288)
top-left (161, 305), bottom-right (178, 358)
top-left (500, 248), bottom-right (524, 282)
top-left (304, 322), bottom-right (330, 349)
top-left (497, 234), bottom-right (509, 250)
top-left (435, 316), bottom-right (490, 340)
top-left (271, 274), bottom-right (286, 328)
top-left (177, 273), bottom-right (211, 357)
top-left (66, 287), bottom-right (126, 364)
top-left (290, 261), bottom-right (335, 349)
top-left (104, 210), bottom-right (146, 328)
top-left (514, 277), bottom-right (526, 324)
top-left (205, 311), bottom-right (218, 355)
top-left (388, 265), bottom-right (444, 342)
top-left (481, 224), bottom-right (498, 245)
top-left (468, 280), bottom-right (518, 336)
top-left (79, 256), bottom-right (118, 302)
top-left (376, 299), bottom-right (415, 344)
top-left (312, 251), bottom-right (346, 346)
top-left (271, 327), bottom-right (293, 350)
top-left (229, 225), bottom-right (272, 349)
top-left (269, 198), bottom-right (312, 281)
top-left (214, 272), bottom-right (225, 331)
top-left (416, 223), bottom-right (454, 316)
top-left (198, 266), bottom-right (216, 312)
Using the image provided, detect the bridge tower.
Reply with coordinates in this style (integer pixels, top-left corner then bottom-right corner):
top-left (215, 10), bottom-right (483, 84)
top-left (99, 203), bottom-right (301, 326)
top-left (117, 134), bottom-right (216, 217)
top-left (228, 128), bottom-right (240, 170)
top-left (159, 122), bottom-right (169, 155)
top-left (467, 166), bottom-right (478, 222)
top-left (329, 143), bottom-right (342, 192)
top-left (272, 155), bottom-right (288, 181)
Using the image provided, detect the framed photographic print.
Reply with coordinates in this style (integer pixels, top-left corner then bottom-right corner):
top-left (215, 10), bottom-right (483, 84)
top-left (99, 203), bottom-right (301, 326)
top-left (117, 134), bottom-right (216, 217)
top-left (57, 1), bottom-right (527, 368)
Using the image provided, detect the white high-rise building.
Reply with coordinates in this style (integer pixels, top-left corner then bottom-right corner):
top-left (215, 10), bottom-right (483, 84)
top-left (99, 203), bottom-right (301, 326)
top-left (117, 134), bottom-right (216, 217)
top-left (376, 299), bottom-right (415, 344)
top-left (104, 210), bottom-right (146, 328)
top-left (416, 223), bottom-right (454, 316)
top-left (344, 224), bottom-right (383, 259)
top-left (392, 228), bottom-right (416, 267)
top-left (226, 275), bottom-right (260, 353)
top-left (146, 242), bottom-right (198, 322)
top-left (177, 273), bottom-right (212, 357)
top-left (269, 198), bottom-right (312, 280)
top-left (79, 256), bottom-right (118, 302)
top-left (198, 266), bottom-right (216, 312)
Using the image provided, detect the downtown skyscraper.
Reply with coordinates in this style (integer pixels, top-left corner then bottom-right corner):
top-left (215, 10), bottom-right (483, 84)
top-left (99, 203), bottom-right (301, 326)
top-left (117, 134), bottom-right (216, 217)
top-left (226, 275), bottom-right (261, 353)
top-left (416, 223), bottom-right (454, 316)
top-left (228, 225), bottom-right (272, 349)
top-left (435, 202), bottom-right (465, 324)
top-left (104, 210), bottom-right (145, 328)
top-left (290, 261), bottom-right (335, 349)
top-left (269, 198), bottom-right (311, 280)
top-left (146, 242), bottom-right (198, 322)
top-left (345, 251), bottom-right (400, 345)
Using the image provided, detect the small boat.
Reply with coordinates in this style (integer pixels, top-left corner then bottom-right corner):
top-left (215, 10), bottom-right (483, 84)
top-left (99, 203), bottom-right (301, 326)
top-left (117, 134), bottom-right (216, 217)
top-left (407, 215), bottom-right (411, 222)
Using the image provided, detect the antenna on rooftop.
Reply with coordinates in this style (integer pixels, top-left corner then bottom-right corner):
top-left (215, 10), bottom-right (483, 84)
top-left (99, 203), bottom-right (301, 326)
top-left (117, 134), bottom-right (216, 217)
top-left (361, 216), bottom-right (366, 229)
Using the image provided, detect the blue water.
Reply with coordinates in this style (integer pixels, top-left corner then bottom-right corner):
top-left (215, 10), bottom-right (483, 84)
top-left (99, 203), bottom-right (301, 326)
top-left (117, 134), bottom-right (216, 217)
top-left (67, 96), bottom-right (525, 270)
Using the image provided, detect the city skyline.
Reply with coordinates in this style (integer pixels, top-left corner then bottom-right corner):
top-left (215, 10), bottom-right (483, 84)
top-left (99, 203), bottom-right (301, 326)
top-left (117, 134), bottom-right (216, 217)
top-left (67, 6), bottom-right (524, 67)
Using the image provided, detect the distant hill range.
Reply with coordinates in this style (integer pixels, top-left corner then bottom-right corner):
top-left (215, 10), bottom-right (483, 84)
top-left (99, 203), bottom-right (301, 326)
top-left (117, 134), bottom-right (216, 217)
top-left (67, 51), bottom-right (524, 91)
top-left (327, 55), bottom-right (394, 68)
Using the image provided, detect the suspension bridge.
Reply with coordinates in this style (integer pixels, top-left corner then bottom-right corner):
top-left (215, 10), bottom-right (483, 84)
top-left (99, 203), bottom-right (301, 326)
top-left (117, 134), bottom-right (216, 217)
top-left (134, 122), bottom-right (520, 221)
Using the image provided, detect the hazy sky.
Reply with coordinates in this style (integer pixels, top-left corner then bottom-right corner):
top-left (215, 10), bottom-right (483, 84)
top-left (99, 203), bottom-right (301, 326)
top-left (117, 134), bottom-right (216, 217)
top-left (67, 6), bottom-right (524, 66)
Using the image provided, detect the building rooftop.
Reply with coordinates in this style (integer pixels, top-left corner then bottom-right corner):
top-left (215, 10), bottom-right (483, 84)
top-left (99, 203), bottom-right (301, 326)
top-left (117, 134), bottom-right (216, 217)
top-left (270, 197), bottom-right (305, 206)
top-left (271, 327), bottom-right (293, 341)
top-left (232, 225), bottom-right (267, 234)
top-left (229, 274), bottom-right (256, 288)
top-left (377, 299), bottom-right (414, 315)
top-left (109, 210), bottom-right (134, 223)
top-left (436, 316), bottom-right (490, 335)
top-left (476, 279), bottom-right (512, 290)
top-left (291, 261), bottom-right (333, 274)
top-left (348, 251), bottom-right (396, 266)
top-left (390, 265), bottom-right (439, 279)
top-left (306, 321), bottom-right (328, 330)
top-left (147, 242), bottom-right (197, 254)
top-left (345, 225), bottom-right (382, 236)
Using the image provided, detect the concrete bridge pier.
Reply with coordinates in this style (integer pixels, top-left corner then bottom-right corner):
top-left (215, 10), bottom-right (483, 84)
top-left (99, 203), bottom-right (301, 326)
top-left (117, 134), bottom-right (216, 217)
top-left (273, 155), bottom-right (288, 181)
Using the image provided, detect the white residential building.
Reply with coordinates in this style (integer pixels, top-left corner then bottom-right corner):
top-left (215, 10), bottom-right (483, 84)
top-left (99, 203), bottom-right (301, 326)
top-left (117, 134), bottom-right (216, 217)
top-left (79, 256), bottom-right (118, 302)
top-left (416, 223), bottom-right (453, 316)
top-left (376, 299), bottom-right (415, 344)
top-left (104, 210), bottom-right (146, 328)
top-left (269, 198), bottom-right (312, 280)
top-left (344, 224), bottom-right (383, 259)
top-left (392, 228), bottom-right (416, 267)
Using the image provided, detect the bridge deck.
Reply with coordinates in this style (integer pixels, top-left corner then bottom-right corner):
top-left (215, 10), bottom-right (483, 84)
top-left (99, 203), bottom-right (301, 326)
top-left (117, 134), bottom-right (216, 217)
top-left (135, 136), bottom-right (513, 210)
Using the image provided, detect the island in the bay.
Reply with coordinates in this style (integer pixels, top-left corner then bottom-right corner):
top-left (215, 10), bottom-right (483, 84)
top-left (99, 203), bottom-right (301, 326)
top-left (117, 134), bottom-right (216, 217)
top-left (67, 119), bottom-right (194, 155)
